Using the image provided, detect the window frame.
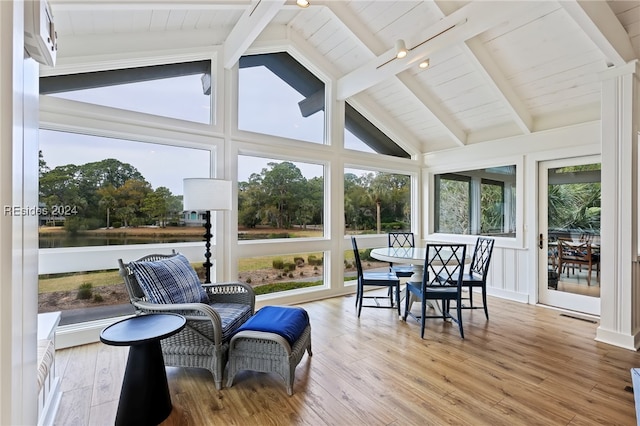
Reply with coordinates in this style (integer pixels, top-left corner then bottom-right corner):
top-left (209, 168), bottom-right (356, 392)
top-left (426, 157), bottom-right (524, 249)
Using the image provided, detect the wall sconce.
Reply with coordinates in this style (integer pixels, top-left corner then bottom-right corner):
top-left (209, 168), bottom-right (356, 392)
top-left (183, 178), bottom-right (232, 283)
top-left (296, 0), bottom-right (310, 8)
top-left (418, 59), bottom-right (430, 69)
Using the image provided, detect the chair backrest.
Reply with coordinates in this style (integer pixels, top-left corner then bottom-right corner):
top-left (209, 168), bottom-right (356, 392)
top-left (470, 237), bottom-right (495, 278)
top-left (388, 232), bottom-right (415, 248)
top-left (422, 244), bottom-right (467, 288)
top-left (351, 236), bottom-right (363, 279)
top-left (118, 250), bottom-right (178, 303)
top-left (580, 233), bottom-right (594, 244)
top-left (558, 239), bottom-right (592, 261)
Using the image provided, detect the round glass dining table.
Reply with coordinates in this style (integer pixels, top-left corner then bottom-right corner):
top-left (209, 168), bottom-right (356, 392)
top-left (370, 246), bottom-right (470, 316)
top-left (370, 247), bottom-right (469, 282)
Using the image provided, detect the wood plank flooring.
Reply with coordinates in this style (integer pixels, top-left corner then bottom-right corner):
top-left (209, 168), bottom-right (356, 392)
top-left (53, 292), bottom-right (639, 425)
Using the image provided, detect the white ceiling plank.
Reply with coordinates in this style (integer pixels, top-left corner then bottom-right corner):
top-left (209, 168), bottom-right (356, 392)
top-left (50, 1), bottom-right (250, 11)
top-left (434, 0), bottom-right (532, 134)
top-left (560, 0), bottom-right (636, 66)
top-left (397, 73), bottom-right (466, 146)
top-left (223, 0), bottom-right (286, 69)
top-left (336, 1), bottom-right (532, 101)
top-left (463, 37), bottom-right (533, 134)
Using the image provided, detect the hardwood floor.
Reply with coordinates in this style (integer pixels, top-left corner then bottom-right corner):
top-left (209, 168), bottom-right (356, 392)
top-left (53, 292), bottom-right (638, 425)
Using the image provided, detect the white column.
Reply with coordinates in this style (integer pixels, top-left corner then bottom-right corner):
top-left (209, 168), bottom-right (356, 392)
top-left (0, 1), bottom-right (40, 424)
top-left (596, 60), bottom-right (639, 349)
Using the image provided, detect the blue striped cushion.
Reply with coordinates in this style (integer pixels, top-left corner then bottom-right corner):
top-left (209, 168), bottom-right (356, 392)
top-left (129, 254), bottom-right (208, 305)
top-left (210, 303), bottom-right (253, 342)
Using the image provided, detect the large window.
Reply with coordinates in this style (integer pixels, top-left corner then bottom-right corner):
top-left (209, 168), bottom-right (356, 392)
top-left (238, 53), bottom-right (325, 143)
top-left (39, 130), bottom-right (210, 245)
top-left (38, 129), bottom-right (211, 323)
top-left (434, 166), bottom-right (516, 237)
top-left (344, 168), bottom-right (411, 235)
top-left (41, 60), bottom-right (213, 124)
top-left (237, 156), bottom-right (324, 240)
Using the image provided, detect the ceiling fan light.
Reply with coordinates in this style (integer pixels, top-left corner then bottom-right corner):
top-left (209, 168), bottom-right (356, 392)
top-left (395, 39), bottom-right (408, 59)
top-left (419, 59), bottom-right (430, 69)
top-left (296, 0), bottom-right (310, 8)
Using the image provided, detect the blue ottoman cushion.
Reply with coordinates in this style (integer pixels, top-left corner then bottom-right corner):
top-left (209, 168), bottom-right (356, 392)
top-left (233, 306), bottom-right (309, 345)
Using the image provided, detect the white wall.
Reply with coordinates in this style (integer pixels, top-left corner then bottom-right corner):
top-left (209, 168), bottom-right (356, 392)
top-left (0, 1), bottom-right (40, 424)
top-left (423, 121), bottom-right (601, 306)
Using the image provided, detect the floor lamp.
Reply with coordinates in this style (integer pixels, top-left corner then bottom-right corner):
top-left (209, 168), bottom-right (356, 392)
top-left (183, 178), bottom-right (232, 283)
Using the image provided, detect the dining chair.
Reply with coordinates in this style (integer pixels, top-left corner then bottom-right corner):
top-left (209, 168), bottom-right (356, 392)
top-left (403, 244), bottom-right (467, 339)
top-left (351, 236), bottom-right (401, 318)
top-left (456, 237), bottom-right (495, 319)
top-left (387, 232), bottom-right (415, 278)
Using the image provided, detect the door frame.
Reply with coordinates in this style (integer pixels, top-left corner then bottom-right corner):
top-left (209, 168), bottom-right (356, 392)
top-left (537, 155), bottom-right (601, 316)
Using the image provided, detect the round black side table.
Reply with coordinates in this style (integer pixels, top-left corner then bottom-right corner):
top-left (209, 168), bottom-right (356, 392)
top-left (100, 313), bottom-right (186, 426)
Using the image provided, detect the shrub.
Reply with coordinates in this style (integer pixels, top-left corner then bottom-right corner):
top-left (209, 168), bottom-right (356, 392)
top-left (93, 294), bottom-right (104, 303)
top-left (272, 258), bottom-right (284, 269)
top-left (308, 254), bottom-right (323, 266)
top-left (245, 277), bottom-right (252, 284)
top-left (288, 272), bottom-right (293, 278)
top-left (294, 256), bottom-right (305, 266)
top-left (253, 279), bottom-right (323, 295)
top-left (76, 283), bottom-right (93, 300)
top-left (284, 262), bottom-right (296, 272)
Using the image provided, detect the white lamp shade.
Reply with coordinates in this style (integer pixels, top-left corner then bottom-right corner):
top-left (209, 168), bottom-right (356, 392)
top-left (183, 178), bottom-right (232, 211)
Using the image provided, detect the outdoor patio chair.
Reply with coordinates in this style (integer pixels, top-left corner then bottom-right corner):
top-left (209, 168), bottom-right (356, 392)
top-left (118, 251), bottom-right (255, 390)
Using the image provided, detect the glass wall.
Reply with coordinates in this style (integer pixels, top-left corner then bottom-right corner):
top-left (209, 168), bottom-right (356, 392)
top-left (40, 50), bottom-right (419, 332)
top-left (38, 129), bottom-right (210, 324)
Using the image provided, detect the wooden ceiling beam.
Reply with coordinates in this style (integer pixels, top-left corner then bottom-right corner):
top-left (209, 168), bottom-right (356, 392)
top-left (326, 2), bottom-right (467, 147)
top-left (560, 0), bottom-right (636, 67)
top-left (336, 1), bottom-right (531, 101)
top-left (223, 0), bottom-right (286, 69)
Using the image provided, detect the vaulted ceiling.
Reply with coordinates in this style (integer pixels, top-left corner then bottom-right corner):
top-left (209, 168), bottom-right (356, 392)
top-left (47, 0), bottom-right (640, 156)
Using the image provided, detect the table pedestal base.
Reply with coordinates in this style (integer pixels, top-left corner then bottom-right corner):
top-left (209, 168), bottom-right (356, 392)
top-left (116, 341), bottom-right (172, 426)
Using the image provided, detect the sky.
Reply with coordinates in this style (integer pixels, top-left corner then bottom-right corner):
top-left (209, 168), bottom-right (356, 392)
top-left (39, 64), bottom-right (374, 194)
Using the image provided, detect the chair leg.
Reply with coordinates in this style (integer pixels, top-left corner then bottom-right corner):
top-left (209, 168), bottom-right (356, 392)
top-left (467, 285), bottom-right (474, 308)
top-left (403, 288), bottom-right (410, 321)
top-left (482, 287), bottom-right (489, 320)
top-left (395, 284), bottom-right (401, 317)
top-left (456, 301), bottom-right (464, 339)
top-left (420, 298), bottom-right (427, 339)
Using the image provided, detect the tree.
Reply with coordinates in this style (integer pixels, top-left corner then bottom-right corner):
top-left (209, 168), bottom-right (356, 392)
top-left (261, 162), bottom-right (306, 228)
top-left (113, 179), bottom-right (152, 226)
top-left (39, 156), bottom-right (150, 230)
top-left (141, 186), bottom-right (174, 227)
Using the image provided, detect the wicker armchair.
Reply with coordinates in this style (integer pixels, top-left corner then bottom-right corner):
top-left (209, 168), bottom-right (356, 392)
top-left (118, 252), bottom-right (255, 390)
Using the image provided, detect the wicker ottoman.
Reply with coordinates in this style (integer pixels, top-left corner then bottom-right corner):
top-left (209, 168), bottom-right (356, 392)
top-left (226, 306), bottom-right (312, 396)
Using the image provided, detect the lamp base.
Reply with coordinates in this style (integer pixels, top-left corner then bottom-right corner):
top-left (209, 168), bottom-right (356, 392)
top-left (203, 210), bottom-right (212, 284)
